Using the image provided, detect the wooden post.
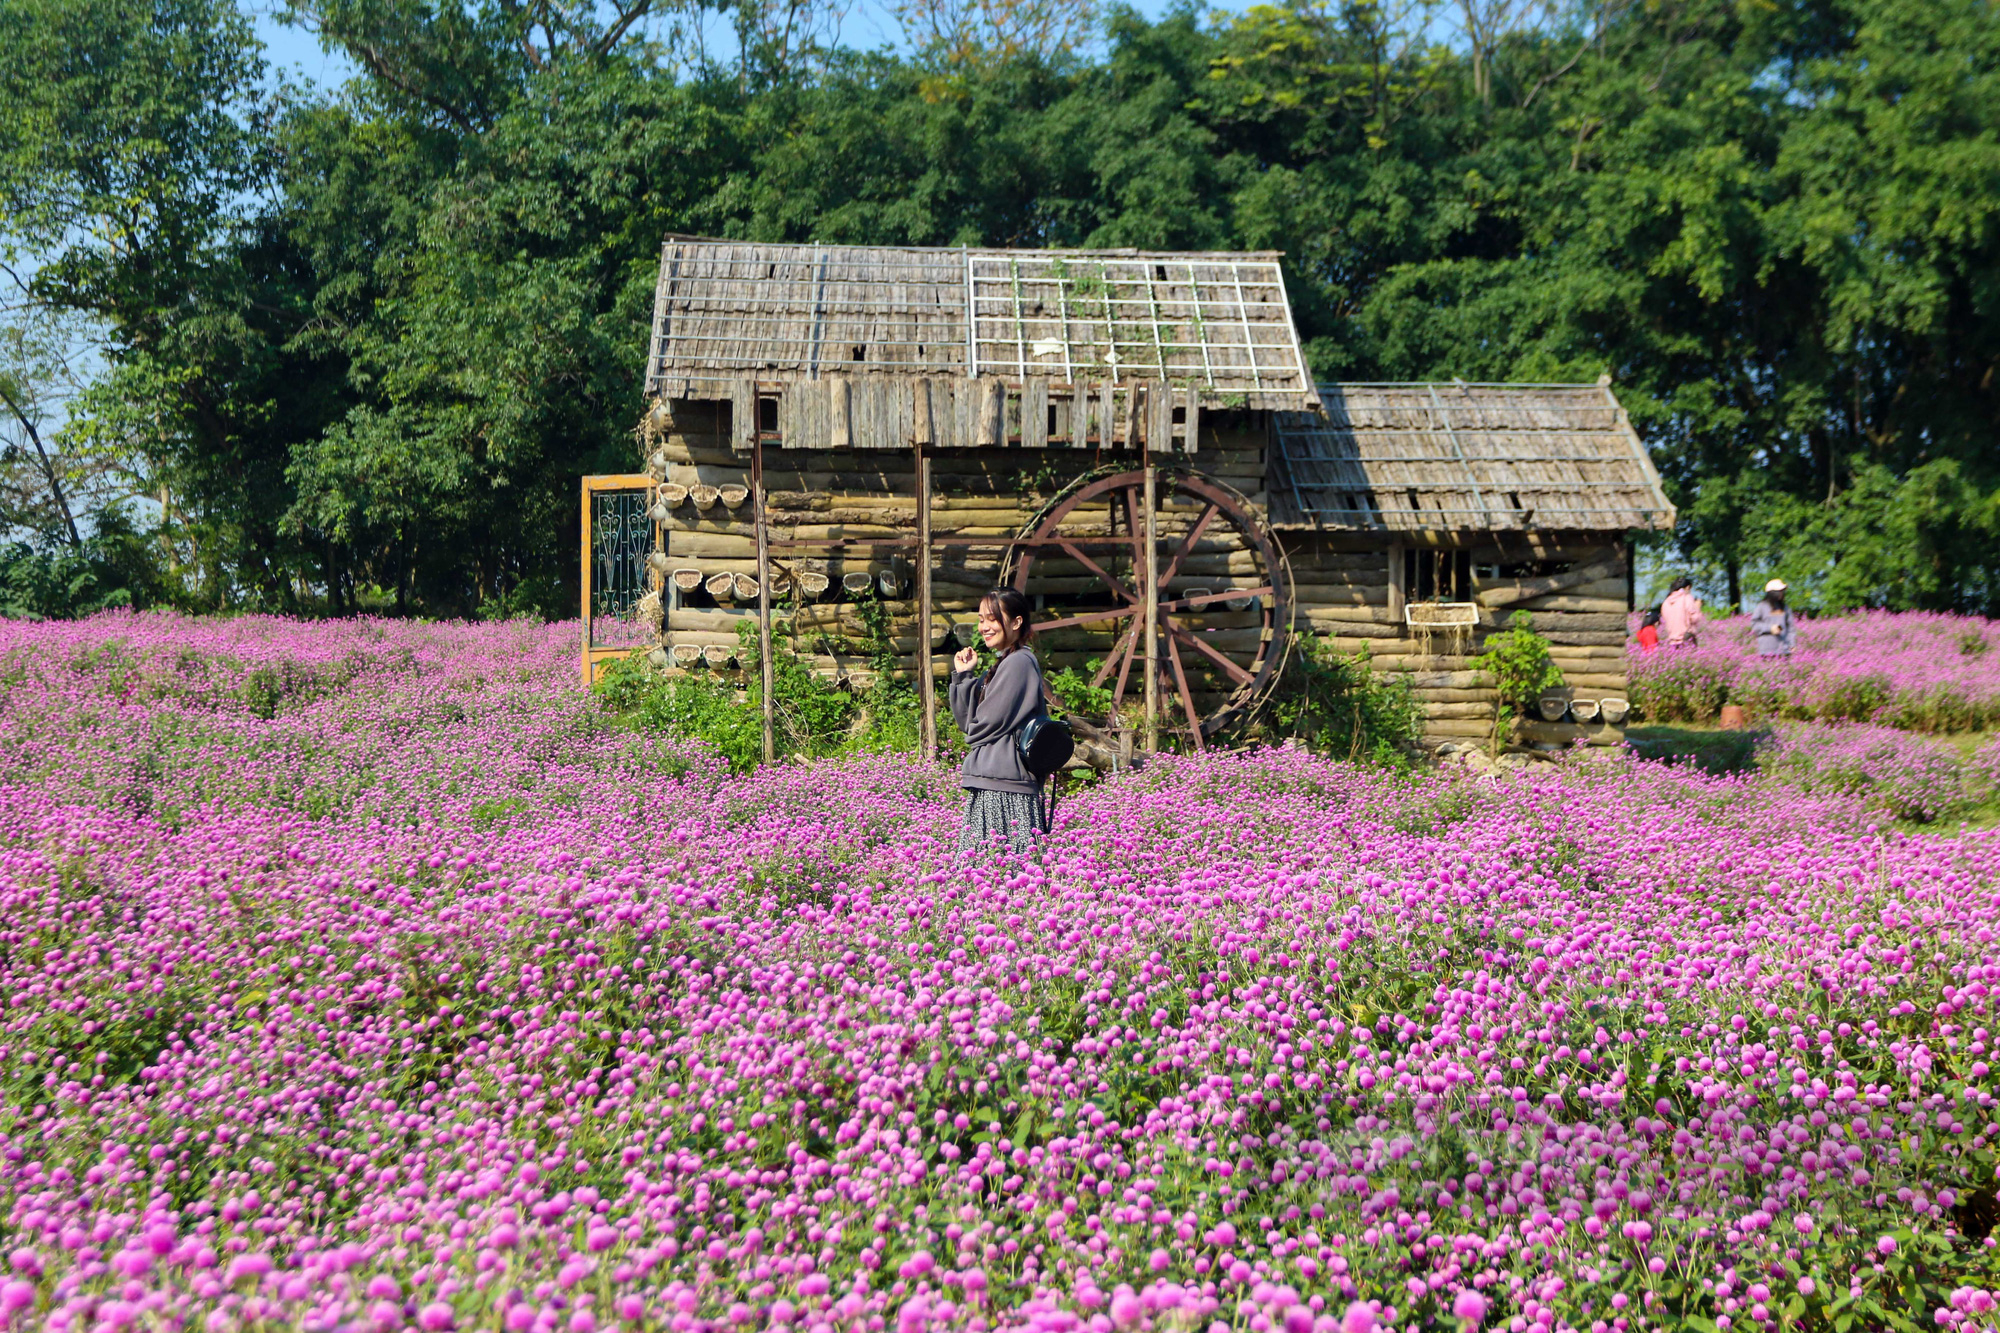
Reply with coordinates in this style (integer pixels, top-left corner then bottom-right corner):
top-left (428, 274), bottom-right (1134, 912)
top-left (754, 437), bottom-right (776, 765)
top-left (1142, 451), bottom-right (1159, 753)
top-left (916, 437), bottom-right (937, 756)
top-left (579, 478), bottom-right (593, 686)
top-left (1387, 540), bottom-right (1406, 622)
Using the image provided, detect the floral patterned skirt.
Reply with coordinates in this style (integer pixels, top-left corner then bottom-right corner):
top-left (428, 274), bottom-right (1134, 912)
top-left (959, 787), bottom-right (1047, 854)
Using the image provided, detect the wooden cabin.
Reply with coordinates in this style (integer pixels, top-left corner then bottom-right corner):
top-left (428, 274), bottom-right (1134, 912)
top-left (583, 238), bottom-right (1674, 758)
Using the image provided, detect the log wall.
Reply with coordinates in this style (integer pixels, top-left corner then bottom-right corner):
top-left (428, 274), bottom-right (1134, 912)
top-left (643, 400), bottom-right (1633, 746)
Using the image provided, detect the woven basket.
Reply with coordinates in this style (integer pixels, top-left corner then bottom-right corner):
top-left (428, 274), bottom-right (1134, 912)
top-left (636, 589), bottom-right (664, 632)
top-left (705, 572), bottom-right (736, 600)
top-left (690, 485), bottom-right (720, 512)
top-left (718, 484), bottom-right (749, 509)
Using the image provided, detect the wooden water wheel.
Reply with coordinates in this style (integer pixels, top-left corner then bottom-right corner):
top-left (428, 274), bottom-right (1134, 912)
top-left (1003, 469), bottom-right (1291, 748)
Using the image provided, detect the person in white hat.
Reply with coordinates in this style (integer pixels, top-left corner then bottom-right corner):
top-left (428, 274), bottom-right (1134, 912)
top-left (1751, 578), bottom-right (1793, 657)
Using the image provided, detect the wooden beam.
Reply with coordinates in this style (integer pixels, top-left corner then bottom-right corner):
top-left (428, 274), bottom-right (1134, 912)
top-left (1476, 557), bottom-right (1623, 609)
top-left (1142, 456), bottom-right (1159, 753)
top-left (1387, 540), bottom-right (1406, 624)
top-left (916, 437), bottom-right (937, 757)
top-left (579, 477), bottom-right (593, 685)
top-left (754, 437), bottom-right (776, 764)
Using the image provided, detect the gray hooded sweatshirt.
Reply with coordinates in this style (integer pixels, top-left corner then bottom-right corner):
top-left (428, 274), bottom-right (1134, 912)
top-left (948, 650), bottom-right (1045, 793)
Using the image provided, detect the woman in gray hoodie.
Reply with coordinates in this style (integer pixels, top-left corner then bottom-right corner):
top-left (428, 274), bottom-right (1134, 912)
top-left (948, 587), bottom-right (1048, 853)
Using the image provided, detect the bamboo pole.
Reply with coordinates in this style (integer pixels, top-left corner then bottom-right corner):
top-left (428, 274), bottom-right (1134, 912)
top-left (916, 438), bottom-right (937, 757)
top-left (1142, 454), bottom-right (1159, 753)
top-left (754, 437), bottom-right (776, 765)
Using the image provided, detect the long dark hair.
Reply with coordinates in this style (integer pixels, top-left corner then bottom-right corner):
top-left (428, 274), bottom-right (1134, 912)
top-left (1764, 589), bottom-right (1787, 612)
top-left (979, 586), bottom-right (1035, 656)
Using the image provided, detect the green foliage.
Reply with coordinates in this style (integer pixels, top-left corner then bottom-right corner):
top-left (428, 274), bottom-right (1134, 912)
top-left (1046, 659), bottom-right (1114, 719)
top-left (1472, 611), bottom-right (1564, 750)
top-left (594, 655), bottom-right (769, 774)
top-left (1263, 636), bottom-right (1423, 767)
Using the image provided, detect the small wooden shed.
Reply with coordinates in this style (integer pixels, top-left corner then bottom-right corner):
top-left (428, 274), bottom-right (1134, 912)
top-left (583, 238), bottom-right (1675, 755)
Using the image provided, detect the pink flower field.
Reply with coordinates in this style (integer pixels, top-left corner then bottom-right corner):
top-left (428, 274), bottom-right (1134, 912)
top-left (0, 611), bottom-right (1995, 1333)
top-left (1627, 612), bottom-right (2000, 732)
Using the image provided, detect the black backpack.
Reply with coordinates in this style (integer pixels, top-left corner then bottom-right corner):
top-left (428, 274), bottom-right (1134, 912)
top-left (1015, 713), bottom-right (1074, 837)
top-left (1016, 714), bottom-right (1074, 779)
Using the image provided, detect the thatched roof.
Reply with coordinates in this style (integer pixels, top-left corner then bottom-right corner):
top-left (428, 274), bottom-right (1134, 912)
top-left (1269, 381), bottom-right (1675, 533)
top-left (644, 237), bottom-right (1318, 411)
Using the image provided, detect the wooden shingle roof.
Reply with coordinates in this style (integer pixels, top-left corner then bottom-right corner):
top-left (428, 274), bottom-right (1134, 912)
top-left (645, 237), bottom-right (1318, 411)
top-left (1269, 381), bottom-right (1675, 533)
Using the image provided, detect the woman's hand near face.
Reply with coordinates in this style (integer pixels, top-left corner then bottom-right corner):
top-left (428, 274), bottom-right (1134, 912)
top-left (953, 646), bottom-right (978, 672)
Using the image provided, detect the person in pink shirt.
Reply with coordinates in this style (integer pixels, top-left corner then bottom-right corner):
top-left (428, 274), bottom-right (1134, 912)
top-left (1660, 576), bottom-right (1704, 646)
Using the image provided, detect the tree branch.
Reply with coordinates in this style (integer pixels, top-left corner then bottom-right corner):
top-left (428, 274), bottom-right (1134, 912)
top-left (350, 42), bottom-right (482, 133)
top-left (0, 379), bottom-right (82, 548)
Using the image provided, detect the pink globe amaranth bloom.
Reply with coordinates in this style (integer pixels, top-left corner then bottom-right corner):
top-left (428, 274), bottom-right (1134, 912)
top-left (1795, 1214), bottom-right (1814, 1235)
top-left (505, 1307), bottom-right (536, 1333)
top-left (587, 1227), bottom-right (618, 1254)
top-left (418, 1304), bottom-right (455, 1332)
top-left (1340, 1304), bottom-right (1377, 1333)
top-left (491, 1224), bottom-right (520, 1250)
top-left (1879, 1236), bottom-right (1899, 1256)
top-left (1797, 1278), bottom-right (1815, 1298)
top-left (1109, 1293), bottom-right (1143, 1329)
top-left (1150, 1250), bottom-right (1172, 1274)
top-left (4, 1253), bottom-right (36, 1280)
top-left (1452, 1291), bottom-right (1489, 1322)
top-left (0, 1281), bottom-right (33, 1315)
top-left (224, 1253), bottom-right (272, 1285)
top-left (960, 1270), bottom-right (987, 1295)
top-left (769, 1301), bottom-right (795, 1326)
top-left (1283, 1306), bottom-right (1314, 1333)
top-left (570, 1313), bottom-right (599, 1333)
top-left (799, 1275), bottom-right (830, 1298)
top-left (367, 1276), bottom-right (401, 1301)
top-left (616, 1296), bottom-right (646, 1321)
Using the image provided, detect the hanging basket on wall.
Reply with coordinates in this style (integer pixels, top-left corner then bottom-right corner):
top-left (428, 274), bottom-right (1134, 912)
top-left (690, 485), bottom-right (720, 512)
top-left (705, 572), bottom-right (737, 600)
top-left (672, 568), bottom-right (705, 592)
top-left (718, 484), bottom-right (749, 509)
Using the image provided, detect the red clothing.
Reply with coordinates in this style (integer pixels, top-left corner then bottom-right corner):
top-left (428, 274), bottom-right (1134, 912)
top-left (1636, 624), bottom-right (1659, 651)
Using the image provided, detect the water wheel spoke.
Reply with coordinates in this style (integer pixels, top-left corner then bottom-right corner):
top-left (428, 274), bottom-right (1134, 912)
top-left (1164, 630), bottom-right (1205, 751)
top-left (1168, 621), bottom-right (1254, 685)
top-left (1092, 619), bottom-right (1141, 690)
top-left (1059, 540), bottom-right (1139, 605)
top-left (1036, 604), bottom-right (1141, 635)
top-left (1156, 502), bottom-right (1219, 590)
